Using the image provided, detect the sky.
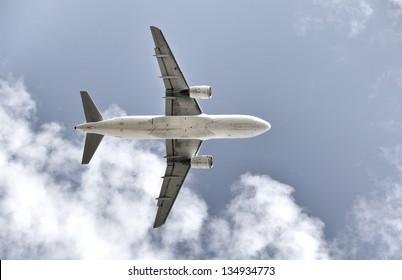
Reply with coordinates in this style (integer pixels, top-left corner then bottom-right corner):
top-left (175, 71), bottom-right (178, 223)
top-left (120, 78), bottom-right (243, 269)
top-left (1, 0), bottom-right (402, 259)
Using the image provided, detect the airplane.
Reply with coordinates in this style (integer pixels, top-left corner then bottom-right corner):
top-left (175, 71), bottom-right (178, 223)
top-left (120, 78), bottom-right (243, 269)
top-left (75, 26), bottom-right (271, 228)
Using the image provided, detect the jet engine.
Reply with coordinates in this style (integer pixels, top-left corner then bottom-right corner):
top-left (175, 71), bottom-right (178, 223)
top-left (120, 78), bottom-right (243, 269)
top-left (189, 85), bottom-right (212, 99)
top-left (191, 155), bottom-right (213, 169)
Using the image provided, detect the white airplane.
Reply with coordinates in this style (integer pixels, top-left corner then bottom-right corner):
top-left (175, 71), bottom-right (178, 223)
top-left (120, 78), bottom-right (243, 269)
top-left (75, 26), bottom-right (271, 228)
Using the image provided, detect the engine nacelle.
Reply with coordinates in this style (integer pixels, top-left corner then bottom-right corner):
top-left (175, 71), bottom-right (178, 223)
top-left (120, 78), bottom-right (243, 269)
top-left (191, 155), bottom-right (213, 169)
top-left (189, 85), bottom-right (212, 99)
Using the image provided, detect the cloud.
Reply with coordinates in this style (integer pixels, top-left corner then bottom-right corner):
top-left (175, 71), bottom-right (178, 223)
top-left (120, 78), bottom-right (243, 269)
top-left (383, 145), bottom-right (402, 171)
top-left (3, 75), bottom-right (402, 260)
top-left (206, 174), bottom-right (329, 259)
top-left (294, 0), bottom-right (374, 37)
top-left (331, 145), bottom-right (402, 259)
top-left (293, 0), bottom-right (402, 45)
top-left (0, 77), bottom-right (200, 259)
top-left (4, 75), bottom-right (402, 260)
top-left (333, 184), bottom-right (402, 259)
top-left (348, 1), bottom-right (374, 37)
top-left (388, 0), bottom-right (402, 19)
top-left (0, 76), bottom-right (330, 259)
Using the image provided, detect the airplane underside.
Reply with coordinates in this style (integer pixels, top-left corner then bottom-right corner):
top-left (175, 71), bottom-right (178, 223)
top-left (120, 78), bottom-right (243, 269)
top-left (76, 114), bottom-right (270, 140)
top-left (75, 26), bottom-right (270, 227)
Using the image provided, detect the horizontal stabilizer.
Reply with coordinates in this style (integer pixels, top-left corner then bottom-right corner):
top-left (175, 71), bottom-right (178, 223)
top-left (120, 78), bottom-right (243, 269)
top-left (80, 91), bottom-right (103, 122)
top-left (82, 133), bottom-right (104, 164)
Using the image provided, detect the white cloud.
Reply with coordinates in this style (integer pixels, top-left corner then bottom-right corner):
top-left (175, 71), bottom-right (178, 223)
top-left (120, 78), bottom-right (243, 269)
top-left (382, 145), bottom-right (402, 173)
top-left (388, 0), bottom-right (402, 19)
top-left (4, 75), bottom-right (402, 260)
top-left (0, 76), bottom-right (330, 259)
top-left (0, 77), bottom-right (185, 259)
top-left (296, 0), bottom-right (374, 37)
top-left (348, 1), bottom-right (374, 37)
top-left (369, 0), bottom-right (402, 45)
top-left (349, 19), bottom-right (365, 37)
top-left (332, 145), bottom-right (402, 259)
top-left (334, 184), bottom-right (402, 259)
top-left (389, 0), bottom-right (402, 5)
top-left (206, 174), bottom-right (329, 259)
top-left (293, 0), bottom-right (402, 44)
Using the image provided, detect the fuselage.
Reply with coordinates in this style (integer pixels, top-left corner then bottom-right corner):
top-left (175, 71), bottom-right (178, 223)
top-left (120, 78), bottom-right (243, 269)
top-left (75, 114), bottom-right (270, 140)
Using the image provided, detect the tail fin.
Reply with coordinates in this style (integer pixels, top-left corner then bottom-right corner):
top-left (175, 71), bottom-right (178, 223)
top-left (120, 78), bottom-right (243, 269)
top-left (79, 91), bottom-right (104, 164)
top-left (80, 91), bottom-right (103, 122)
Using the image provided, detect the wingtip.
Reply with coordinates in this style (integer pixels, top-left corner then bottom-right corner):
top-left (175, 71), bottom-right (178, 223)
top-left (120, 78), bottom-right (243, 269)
top-left (150, 25), bottom-right (161, 32)
top-left (153, 218), bottom-right (165, 228)
top-left (153, 223), bottom-right (163, 228)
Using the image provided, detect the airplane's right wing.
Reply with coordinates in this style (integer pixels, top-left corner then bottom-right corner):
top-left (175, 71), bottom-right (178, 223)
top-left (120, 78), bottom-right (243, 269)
top-left (154, 139), bottom-right (202, 228)
top-left (150, 26), bottom-right (202, 116)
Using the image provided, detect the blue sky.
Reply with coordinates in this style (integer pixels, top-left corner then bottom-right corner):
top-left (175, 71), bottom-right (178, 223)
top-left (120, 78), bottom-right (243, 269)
top-left (1, 0), bottom-right (402, 259)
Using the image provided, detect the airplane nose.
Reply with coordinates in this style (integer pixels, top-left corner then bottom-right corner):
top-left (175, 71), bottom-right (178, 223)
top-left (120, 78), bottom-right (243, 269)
top-left (262, 120), bottom-right (271, 132)
top-left (255, 119), bottom-right (270, 132)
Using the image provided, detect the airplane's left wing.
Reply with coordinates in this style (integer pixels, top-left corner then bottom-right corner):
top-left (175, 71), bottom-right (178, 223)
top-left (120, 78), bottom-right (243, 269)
top-left (150, 26), bottom-right (202, 116)
top-left (154, 139), bottom-right (202, 228)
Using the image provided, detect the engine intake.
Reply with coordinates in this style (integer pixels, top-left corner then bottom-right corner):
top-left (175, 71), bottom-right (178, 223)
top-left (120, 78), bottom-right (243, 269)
top-left (191, 155), bottom-right (213, 169)
top-left (189, 85), bottom-right (212, 99)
